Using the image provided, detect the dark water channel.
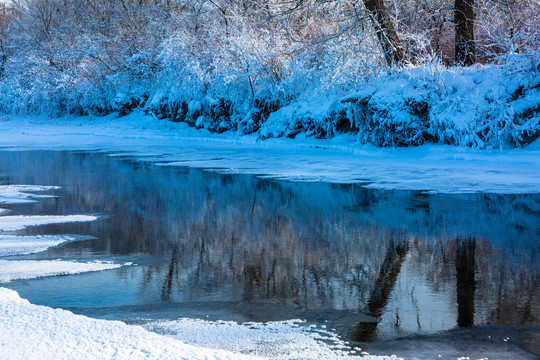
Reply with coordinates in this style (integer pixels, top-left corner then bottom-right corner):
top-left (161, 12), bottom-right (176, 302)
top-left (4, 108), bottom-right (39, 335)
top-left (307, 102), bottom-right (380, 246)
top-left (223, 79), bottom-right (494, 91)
top-left (1, 150), bottom-right (539, 357)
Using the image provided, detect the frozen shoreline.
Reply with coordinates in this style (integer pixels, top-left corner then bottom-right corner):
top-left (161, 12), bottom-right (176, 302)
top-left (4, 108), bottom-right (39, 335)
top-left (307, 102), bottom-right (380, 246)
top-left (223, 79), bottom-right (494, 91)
top-left (0, 287), bottom-right (255, 360)
top-left (0, 113), bottom-right (539, 194)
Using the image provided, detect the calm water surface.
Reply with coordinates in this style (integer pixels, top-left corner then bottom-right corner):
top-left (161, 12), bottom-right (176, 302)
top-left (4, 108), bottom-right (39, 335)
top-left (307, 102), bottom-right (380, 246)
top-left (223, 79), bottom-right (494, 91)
top-left (1, 150), bottom-right (539, 356)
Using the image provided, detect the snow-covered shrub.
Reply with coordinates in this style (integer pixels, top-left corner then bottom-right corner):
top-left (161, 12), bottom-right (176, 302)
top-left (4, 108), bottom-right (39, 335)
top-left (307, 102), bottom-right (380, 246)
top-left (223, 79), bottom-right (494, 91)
top-left (0, 0), bottom-right (538, 148)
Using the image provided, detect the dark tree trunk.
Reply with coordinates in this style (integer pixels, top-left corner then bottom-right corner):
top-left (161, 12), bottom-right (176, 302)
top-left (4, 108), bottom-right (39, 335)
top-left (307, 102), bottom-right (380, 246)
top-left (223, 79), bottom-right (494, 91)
top-left (363, 0), bottom-right (408, 66)
top-left (456, 238), bottom-right (476, 327)
top-left (351, 239), bottom-right (409, 341)
top-left (454, 0), bottom-right (476, 66)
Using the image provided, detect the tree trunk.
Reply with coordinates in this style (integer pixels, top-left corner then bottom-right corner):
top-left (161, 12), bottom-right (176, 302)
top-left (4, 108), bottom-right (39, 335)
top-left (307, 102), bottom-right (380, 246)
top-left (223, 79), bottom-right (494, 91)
top-left (454, 0), bottom-right (475, 66)
top-left (351, 239), bottom-right (409, 341)
top-left (456, 238), bottom-right (476, 327)
top-left (363, 0), bottom-right (407, 66)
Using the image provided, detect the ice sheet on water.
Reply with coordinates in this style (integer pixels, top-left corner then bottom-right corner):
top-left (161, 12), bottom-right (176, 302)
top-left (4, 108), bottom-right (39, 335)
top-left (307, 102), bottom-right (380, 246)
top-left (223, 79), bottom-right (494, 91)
top-left (0, 215), bottom-right (99, 231)
top-left (145, 318), bottom-right (400, 360)
top-left (0, 115), bottom-right (539, 194)
top-left (0, 260), bottom-right (127, 283)
top-left (0, 235), bottom-right (78, 256)
top-left (0, 185), bottom-right (59, 204)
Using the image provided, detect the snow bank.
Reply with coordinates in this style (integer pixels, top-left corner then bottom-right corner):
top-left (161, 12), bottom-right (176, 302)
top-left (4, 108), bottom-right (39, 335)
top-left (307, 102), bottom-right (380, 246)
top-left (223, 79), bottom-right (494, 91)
top-left (0, 235), bottom-right (76, 256)
top-left (146, 318), bottom-right (399, 360)
top-left (0, 185), bottom-right (59, 204)
top-left (0, 260), bottom-right (126, 283)
top-left (0, 287), bottom-right (399, 360)
top-left (0, 116), bottom-right (539, 193)
top-left (0, 215), bottom-right (98, 232)
top-left (0, 287), bottom-right (252, 360)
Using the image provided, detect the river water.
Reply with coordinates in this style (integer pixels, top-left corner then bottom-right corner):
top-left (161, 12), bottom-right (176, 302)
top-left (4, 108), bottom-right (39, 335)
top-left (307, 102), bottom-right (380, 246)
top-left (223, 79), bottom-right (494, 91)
top-left (1, 150), bottom-right (539, 358)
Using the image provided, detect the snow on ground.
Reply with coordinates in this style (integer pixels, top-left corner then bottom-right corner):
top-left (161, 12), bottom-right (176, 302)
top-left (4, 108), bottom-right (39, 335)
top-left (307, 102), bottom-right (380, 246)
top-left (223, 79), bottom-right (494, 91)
top-left (0, 260), bottom-right (127, 283)
top-left (0, 113), bottom-right (539, 193)
top-left (0, 214), bottom-right (98, 232)
top-left (145, 318), bottom-right (399, 360)
top-left (0, 287), bottom-right (254, 360)
top-left (0, 235), bottom-right (77, 256)
top-left (0, 287), bottom-right (399, 360)
top-left (0, 185), bottom-right (59, 204)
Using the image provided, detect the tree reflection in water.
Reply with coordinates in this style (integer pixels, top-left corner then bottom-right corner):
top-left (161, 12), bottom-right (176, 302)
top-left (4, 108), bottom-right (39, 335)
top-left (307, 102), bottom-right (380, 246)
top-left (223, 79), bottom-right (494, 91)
top-left (0, 150), bottom-right (538, 343)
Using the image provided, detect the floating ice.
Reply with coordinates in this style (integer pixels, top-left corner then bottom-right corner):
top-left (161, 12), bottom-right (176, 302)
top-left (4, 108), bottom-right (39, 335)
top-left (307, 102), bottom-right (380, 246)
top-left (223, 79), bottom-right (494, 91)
top-left (0, 114), bottom-right (539, 194)
top-left (0, 185), bottom-right (59, 204)
top-left (0, 215), bottom-right (98, 232)
top-left (0, 235), bottom-right (78, 256)
top-left (0, 260), bottom-right (124, 283)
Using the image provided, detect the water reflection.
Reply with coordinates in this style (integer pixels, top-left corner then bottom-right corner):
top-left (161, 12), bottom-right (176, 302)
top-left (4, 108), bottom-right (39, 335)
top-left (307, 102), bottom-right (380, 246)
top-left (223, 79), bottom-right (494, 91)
top-left (0, 151), bottom-right (539, 344)
top-left (456, 238), bottom-right (476, 328)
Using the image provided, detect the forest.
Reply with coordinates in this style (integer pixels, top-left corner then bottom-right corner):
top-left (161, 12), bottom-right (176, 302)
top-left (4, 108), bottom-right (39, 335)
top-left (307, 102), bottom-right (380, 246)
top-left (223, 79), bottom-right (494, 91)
top-left (0, 0), bottom-right (539, 148)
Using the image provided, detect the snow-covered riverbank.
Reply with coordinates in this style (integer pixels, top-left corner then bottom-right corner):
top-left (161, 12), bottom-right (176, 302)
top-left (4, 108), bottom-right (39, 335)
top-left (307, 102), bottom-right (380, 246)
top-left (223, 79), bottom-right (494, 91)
top-left (0, 113), bottom-right (539, 194)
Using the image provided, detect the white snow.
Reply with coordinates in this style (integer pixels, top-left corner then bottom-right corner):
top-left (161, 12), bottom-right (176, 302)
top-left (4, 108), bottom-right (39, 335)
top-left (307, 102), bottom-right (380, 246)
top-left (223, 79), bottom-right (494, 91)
top-left (0, 185), bottom-right (59, 204)
top-left (0, 215), bottom-right (98, 232)
top-left (0, 113), bottom-right (539, 194)
top-left (0, 288), bottom-right (253, 360)
top-left (0, 235), bottom-right (77, 256)
top-left (0, 260), bottom-right (125, 283)
top-left (0, 287), bottom-right (398, 360)
top-left (146, 318), bottom-right (400, 360)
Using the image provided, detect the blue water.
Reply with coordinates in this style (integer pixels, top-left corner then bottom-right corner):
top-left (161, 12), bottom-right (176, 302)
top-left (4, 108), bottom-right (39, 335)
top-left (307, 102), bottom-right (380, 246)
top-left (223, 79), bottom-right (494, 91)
top-left (0, 150), bottom-right (538, 356)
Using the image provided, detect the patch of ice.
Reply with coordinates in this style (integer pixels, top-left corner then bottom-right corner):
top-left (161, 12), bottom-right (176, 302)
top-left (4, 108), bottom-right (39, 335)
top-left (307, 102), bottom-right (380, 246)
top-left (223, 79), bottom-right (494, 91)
top-left (0, 115), bottom-right (538, 193)
top-left (146, 318), bottom-right (400, 360)
top-left (0, 215), bottom-right (98, 232)
top-left (0, 235), bottom-right (77, 256)
top-left (0, 287), bottom-right (251, 360)
top-left (0, 185), bottom-right (59, 204)
top-left (0, 260), bottom-right (124, 283)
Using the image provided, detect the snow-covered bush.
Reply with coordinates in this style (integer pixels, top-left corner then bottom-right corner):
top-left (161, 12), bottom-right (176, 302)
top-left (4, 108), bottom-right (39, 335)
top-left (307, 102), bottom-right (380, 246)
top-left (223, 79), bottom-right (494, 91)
top-left (0, 0), bottom-right (538, 148)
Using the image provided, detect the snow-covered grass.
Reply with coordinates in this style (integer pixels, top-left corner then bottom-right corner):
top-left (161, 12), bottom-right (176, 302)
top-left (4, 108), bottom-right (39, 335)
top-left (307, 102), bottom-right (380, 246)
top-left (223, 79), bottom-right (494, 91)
top-left (0, 113), bottom-right (538, 194)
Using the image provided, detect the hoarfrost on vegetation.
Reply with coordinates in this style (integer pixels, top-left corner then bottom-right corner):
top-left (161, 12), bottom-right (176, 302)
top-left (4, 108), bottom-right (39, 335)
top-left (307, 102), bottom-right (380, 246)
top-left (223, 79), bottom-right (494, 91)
top-left (0, 0), bottom-right (538, 149)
